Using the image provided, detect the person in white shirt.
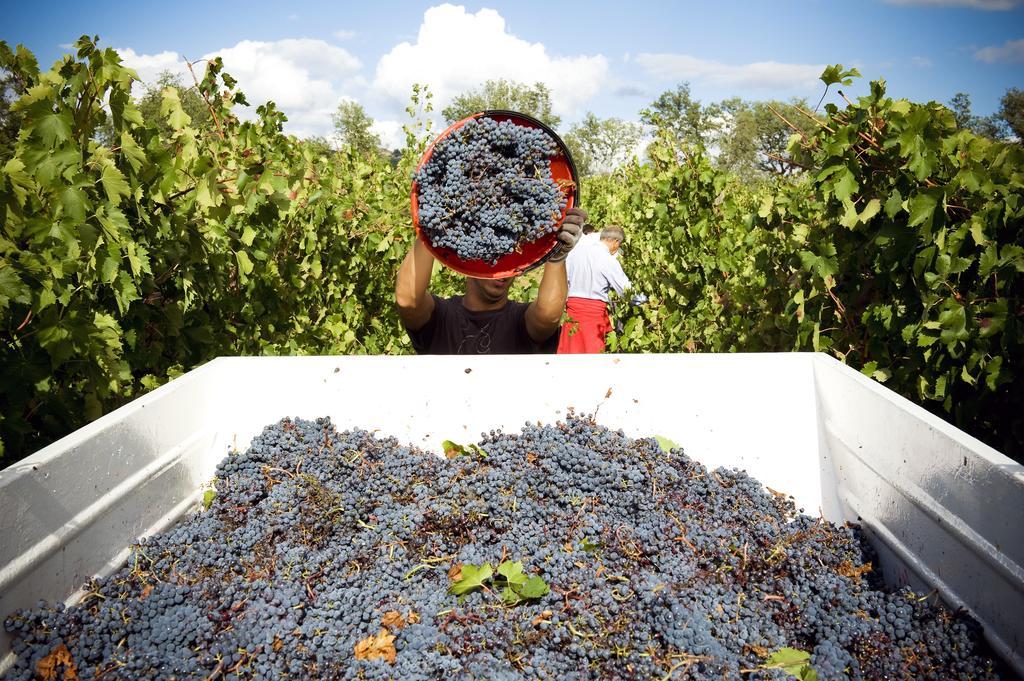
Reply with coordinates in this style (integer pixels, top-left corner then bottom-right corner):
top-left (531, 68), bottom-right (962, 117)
top-left (557, 225), bottom-right (634, 353)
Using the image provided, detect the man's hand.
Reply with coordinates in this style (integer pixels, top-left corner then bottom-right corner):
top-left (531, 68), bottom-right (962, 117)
top-left (546, 207), bottom-right (587, 263)
top-left (525, 206), bottom-right (587, 342)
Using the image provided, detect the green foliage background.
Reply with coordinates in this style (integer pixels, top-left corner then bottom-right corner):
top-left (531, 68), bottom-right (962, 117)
top-left (1, 40), bottom-right (1021, 465)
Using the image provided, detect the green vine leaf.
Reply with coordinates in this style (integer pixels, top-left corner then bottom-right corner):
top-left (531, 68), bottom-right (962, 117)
top-left (32, 111), bottom-right (73, 148)
top-left (99, 161), bottom-right (130, 204)
top-left (655, 436), bottom-right (679, 453)
top-left (819, 64), bottom-right (861, 87)
top-left (447, 562), bottom-right (492, 596)
top-left (516, 575), bottom-right (550, 600)
top-left (442, 440), bottom-right (488, 460)
top-left (159, 87), bottom-right (192, 131)
top-left (496, 560), bottom-right (527, 587)
top-left (907, 192), bottom-right (938, 228)
top-left (763, 648), bottom-right (818, 680)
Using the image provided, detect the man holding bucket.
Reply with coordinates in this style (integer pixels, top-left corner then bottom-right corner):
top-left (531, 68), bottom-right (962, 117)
top-left (395, 208), bottom-right (587, 354)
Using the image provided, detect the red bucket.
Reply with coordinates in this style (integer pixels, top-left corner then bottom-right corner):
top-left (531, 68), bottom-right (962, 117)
top-left (410, 110), bottom-right (580, 279)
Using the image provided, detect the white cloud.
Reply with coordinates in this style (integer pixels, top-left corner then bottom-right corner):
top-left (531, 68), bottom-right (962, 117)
top-left (912, 55), bottom-right (934, 67)
top-left (205, 39), bottom-right (360, 110)
top-left (634, 53), bottom-right (824, 91)
top-left (974, 38), bottom-right (1024, 63)
top-left (208, 39), bottom-right (361, 137)
top-left (371, 119), bottom-right (406, 150)
top-left (117, 47), bottom-right (191, 87)
top-left (115, 7), bottom-right (617, 143)
top-left (373, 4), bottom-right (609, 119)
top-left (883, 0), bottom-right (1021, 8)
top-left (117, 39), bottom-right (362, 138)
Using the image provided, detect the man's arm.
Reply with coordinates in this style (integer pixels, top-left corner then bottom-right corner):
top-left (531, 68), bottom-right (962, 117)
top-left (525, 208), bottom-right (587, 342)
top-left (525, 260), bottom-right (568, 343)
top-left (395, 238), bottom-right (436, 331)
top-left (606, 256), bottom-right (632, 297)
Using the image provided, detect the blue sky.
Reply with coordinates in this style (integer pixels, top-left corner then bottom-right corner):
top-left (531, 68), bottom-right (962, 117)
top-left (4, 1), bottom-right (1022, 145)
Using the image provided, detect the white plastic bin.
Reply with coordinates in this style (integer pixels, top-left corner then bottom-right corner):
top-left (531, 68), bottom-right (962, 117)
top-left (0, 354), bottom-right (1021, 675)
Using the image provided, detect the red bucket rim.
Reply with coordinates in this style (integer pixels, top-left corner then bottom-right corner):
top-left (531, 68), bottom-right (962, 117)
top-left (410, 110), bottom-right (580, 279)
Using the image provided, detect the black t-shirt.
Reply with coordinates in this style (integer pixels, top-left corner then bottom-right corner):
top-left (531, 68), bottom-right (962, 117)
top-left (406, 295), bottom-right (558, 354)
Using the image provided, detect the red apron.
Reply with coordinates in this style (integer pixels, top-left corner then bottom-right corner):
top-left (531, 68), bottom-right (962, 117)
top-left (557, 297), bottom-right (611, 354)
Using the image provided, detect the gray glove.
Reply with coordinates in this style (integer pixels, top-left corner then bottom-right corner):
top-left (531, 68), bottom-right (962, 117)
top-left (546, 207), bottom-right (588, 263)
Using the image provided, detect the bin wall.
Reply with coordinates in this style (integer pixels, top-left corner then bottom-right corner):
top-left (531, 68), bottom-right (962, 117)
top-left (813, 356), bottom-right (1024, 675)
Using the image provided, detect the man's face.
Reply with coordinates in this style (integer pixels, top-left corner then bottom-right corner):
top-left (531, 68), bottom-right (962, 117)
top-left (605, 239), bottom-right (622, 256)
top-left (468, 276), bottom-right (515, 303)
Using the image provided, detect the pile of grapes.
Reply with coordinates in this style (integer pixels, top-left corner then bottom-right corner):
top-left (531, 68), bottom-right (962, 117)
top-left (414, 117), bottom-right (568, 263)
top-left (3, 416), bottom-right (1003, 680)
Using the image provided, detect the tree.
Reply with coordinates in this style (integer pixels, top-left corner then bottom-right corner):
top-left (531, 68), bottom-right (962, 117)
top-left (143, 71), bottom-right (211, 132)
top-left (998, 87), bottom-right (1024, 141)
top-left (442, 79), bottom-right (561, 129)
top-left (715, 99), bottom-right (816, 178)
top-left (301, 135), bottom-right (335, 157)
top-left (563, 113), bottom-right (644, 176)
top-left (973, 114), bottom-right (1009, 141)
top-left (946, 92), bottom-right (1007, 140)
top-left (0, 69), bottom-right (22, 162)
top-left (96, 70), bottom-right (212, 144)
top-left (331, 100), bottom-right (382, 155)
top-left (640, 83), bottom-right (719, 148)
top-left (949, 92), bottom-right (974, 130)
top-left (0, 43), bottom-right (37, 162)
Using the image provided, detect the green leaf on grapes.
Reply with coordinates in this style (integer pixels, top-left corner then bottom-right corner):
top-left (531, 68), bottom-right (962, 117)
top-left (763, 648), bottom-right (818, 681)
top-left (516, 576), bottom-right (550, 600)
top-left (441, 440), bottom-right (488, 459)
top-left (202, 490), bottom-right (216, 510)
top-left (497, 560), bottom-right (527, 587)
top-left (500, 587), bottom-right (520, 604)
top-left (655, 436), bottom-right (679, 453)
top-left (448, 562), bottom-right (492, 596)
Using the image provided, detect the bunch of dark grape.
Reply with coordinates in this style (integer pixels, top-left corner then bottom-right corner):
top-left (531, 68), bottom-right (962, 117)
top-left (414, 117), bottom-right (568, 263)
top-left (3, 416), bottom-right (1004, 680)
